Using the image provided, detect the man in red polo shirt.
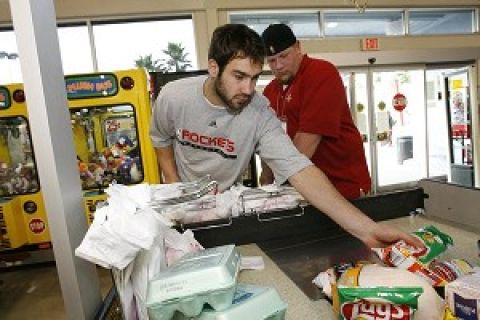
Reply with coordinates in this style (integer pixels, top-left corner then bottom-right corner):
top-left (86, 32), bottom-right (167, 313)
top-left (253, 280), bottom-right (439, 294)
top-left (260, 23), bottom-right (371, 200)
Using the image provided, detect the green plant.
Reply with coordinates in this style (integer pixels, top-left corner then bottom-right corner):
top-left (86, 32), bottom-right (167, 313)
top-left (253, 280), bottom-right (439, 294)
top-left (133, 42), bottom-right (192, 73)
top-left (159, 42), bottom-right (192, 72)
top-left (134, 54), bottom-right (163, 72)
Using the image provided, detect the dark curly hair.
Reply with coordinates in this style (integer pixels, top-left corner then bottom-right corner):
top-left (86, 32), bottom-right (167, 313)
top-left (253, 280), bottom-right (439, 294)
top-left (208, 24), bottom-right (265, 75)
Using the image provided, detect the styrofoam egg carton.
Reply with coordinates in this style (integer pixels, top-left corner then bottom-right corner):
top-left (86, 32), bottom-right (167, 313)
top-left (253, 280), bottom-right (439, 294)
top-left (146, 244), bottom-right (240, 320)
top-left (174, 283), bottom-right (287, 320)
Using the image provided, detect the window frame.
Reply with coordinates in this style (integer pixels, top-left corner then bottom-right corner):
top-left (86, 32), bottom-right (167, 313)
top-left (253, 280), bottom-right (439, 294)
top-left (228, 7), bottom-right (480, 38)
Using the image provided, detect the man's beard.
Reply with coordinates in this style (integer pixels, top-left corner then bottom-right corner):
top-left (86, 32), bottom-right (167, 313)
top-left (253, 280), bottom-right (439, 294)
top-left (214, 77), bottom-right (253, 114)
top-left (277, 72), bottom-right (293, 85)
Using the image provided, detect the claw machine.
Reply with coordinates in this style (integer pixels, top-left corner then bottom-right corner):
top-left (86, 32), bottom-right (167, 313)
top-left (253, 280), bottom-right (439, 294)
top-left (0, 69), bottom-right (159, 252)
top-left (445, 69), bottom-right (474, 187)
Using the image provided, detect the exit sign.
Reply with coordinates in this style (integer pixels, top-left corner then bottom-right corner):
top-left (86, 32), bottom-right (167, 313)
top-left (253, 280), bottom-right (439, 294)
top-left (361, 38), bottom-right (380, 51)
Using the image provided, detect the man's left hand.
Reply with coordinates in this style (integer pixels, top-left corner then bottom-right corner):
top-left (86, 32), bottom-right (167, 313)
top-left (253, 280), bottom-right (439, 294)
top-left (362, 223), bottom-right (425, 249)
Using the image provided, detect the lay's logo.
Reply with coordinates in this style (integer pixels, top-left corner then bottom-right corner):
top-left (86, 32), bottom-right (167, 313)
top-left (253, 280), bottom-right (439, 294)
top-left (341, 301), bottom-right (414, 320)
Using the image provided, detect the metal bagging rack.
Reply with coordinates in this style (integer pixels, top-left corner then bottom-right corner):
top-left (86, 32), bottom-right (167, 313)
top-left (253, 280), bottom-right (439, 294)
top-left (170, 184), bottom-right (308, 232)
top-left (149, 176), bottom-right (308, 231)
top-left (150, 175), bottom-right (219, 206)
top-left (95, 286), bottom-right (123, 320)
top-left (238, 186), bottom-right (307, 222)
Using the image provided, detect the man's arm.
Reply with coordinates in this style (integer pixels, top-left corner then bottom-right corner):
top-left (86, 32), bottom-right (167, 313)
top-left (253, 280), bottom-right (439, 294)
top-left (154, 145), bottom-right (180, 183)
top-left (260, 132), bottom-right (321, 185)
top-left (292, 132), bottom-right (322, 158)
top-left (288, 165), bottom-right (423, 249)
top-left (259, 160), bottom-right (274, 185)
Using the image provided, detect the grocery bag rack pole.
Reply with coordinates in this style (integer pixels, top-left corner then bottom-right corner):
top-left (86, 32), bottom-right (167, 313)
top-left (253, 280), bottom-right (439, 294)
top-left (178, 216), bottom-right (233, 232)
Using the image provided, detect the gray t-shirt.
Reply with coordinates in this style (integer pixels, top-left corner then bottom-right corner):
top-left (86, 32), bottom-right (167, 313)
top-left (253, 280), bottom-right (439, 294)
top-left (149, 75), bottom-right (312, 192)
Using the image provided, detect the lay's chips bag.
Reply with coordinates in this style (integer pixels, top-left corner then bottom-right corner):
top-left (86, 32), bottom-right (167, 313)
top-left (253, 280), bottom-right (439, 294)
top-left (335, 286), bottom-right (423, 320)
top-left (373, 225), bottom-right (454, 286)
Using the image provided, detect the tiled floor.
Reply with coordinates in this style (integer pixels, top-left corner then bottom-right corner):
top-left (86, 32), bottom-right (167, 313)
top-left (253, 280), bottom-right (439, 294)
top-left (0, 264), bottom-right (112, 320)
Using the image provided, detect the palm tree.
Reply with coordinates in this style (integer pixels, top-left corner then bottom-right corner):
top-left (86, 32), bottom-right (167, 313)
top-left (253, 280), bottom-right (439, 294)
top-left (160, 42), bottom-right (192, 72)
top-left (134, 54), bottom-right (163, 72)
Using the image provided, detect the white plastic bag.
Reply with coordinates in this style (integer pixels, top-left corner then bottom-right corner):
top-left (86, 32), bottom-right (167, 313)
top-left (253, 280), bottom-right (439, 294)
top-left (131, 234), bottom-right (167, 320)
top-left (164, 229), bottom-right (204, 266)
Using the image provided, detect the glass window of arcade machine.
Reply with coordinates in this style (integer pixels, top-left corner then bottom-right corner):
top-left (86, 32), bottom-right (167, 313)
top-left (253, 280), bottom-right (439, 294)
top-left (0, 116), bottom-right (40, 197)
top-left (70, 105), bottom-right (143, 191)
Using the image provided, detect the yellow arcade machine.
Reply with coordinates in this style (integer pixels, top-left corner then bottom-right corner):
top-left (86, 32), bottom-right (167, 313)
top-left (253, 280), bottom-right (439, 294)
top-left (0, 69), bottom-right (159, 251)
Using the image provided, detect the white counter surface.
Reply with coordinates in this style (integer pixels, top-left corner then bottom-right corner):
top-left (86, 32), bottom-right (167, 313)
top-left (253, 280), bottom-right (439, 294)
top-left (237, 215), bottom-right (480, 320)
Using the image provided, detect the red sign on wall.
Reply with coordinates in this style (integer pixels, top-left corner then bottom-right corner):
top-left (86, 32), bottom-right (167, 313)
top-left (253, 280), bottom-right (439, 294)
top-left (361, 38), bottom-right (380, 51)
top-left (29, 218), bottom-right (46, 234)
top-left (393, 93), bottom-right (407, 112)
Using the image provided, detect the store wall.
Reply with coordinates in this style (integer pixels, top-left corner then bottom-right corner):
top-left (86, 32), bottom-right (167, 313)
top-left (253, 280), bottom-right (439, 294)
top-left (0, 0), bottom-right (479, 77)
top-left (1, 1), bottom-right (480, 68)
top-left (2, 0), bottom-right (480, 20)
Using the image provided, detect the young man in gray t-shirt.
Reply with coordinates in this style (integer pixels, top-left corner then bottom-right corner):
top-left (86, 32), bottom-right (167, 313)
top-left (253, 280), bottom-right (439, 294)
top-left (149, 23), bottom-right (423, 250)
top-left (150, 75), bottom-right (310, 192)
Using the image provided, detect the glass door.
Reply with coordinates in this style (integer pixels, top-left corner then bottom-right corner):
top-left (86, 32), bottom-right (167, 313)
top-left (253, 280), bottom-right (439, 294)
top-left (341, 71), bottom-right (371, 174)
top-left (371, 68), bottom-right (428, 190)
top-left (341, 66), bottom-right (429, 193)
top-left (445, 69), bottom-right (474, 187)
top-left (424, 66), bottom-right (472, 182)
top-left (342, 64), bottom-right (476, 194)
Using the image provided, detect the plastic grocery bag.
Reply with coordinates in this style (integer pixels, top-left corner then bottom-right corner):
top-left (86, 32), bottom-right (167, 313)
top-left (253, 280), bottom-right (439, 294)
top-left (164, 228), bottom-right (204, 266)
top-left (131, 234), bottom-right (168, 320)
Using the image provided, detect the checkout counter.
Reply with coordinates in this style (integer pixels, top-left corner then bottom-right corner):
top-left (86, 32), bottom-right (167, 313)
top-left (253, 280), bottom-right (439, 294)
top-left (237, 212), bottom-right (479, 320)
top-left (97, 181), bottom-right (480, 319)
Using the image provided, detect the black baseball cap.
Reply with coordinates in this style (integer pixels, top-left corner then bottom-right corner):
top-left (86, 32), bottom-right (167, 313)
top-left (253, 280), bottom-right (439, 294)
top-left (261, 23), bottom-right (297, 56)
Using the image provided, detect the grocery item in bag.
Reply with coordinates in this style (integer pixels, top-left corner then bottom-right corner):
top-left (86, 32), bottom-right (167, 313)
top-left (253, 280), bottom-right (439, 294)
top-left (327, 264), bottom-right (444, 320)
top-left (146, 245), bottom-right (240, 320)
top-left (359, 264), bottom-right (445, 320)
top-left (373, 225), bottom-right (454, 286)
top-left (443, 306), bottom-right (458, 320)
top-left (374, 225), bottom-right (453, 265)
top-left (445, 271), bottom-right (480, 320)
top-left (412, 225), bottom-right (454, 264)
top-left (430, 259), bottom-right (474, 283)
top-left (335, 286), bottom-right (423, 320)
top-left (174, 284), bottom-right (287, 320)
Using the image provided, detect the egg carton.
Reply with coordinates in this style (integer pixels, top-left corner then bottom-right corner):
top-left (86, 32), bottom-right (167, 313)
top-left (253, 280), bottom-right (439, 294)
top-left (174, 283), bottom-right (287, 320)
top-left (146, 244), bottom-right (240, 320)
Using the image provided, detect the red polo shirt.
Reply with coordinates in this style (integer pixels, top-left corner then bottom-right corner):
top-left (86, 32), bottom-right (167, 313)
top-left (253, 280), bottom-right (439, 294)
top-left (263, 55), bottom-right (371, 199)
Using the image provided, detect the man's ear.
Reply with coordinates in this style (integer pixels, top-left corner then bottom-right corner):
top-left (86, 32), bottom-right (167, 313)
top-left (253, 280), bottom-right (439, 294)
top-left (207, 59), bottom-right (219, 78)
